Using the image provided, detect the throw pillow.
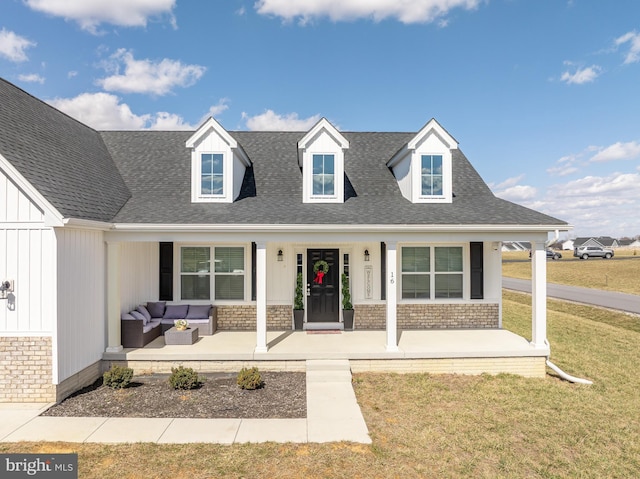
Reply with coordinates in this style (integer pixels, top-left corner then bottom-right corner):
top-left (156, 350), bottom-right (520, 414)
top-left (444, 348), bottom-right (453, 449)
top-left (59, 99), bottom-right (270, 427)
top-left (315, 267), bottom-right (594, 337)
top-left (146, 301), bottom-right (166, 318)
top-left (129, 310), bottom-right (148, 325)
top-left (186, 304), bottom-right (211, 319)
top-left (137, 305), bottom-right (152, 322)
top-left (163, 304), bottom-right (189, 319)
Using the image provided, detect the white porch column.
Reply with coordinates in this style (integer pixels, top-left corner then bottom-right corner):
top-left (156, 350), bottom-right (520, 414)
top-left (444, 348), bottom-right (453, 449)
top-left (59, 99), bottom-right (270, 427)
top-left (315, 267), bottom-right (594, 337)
top-left (385, 241), bottom-right (399, 352)
top-left (255, 241), bottom-right (268, 353)
top-left (106, 241), bottom-right (123, 353)
top-left (531, 241), bottom-right (547, 348)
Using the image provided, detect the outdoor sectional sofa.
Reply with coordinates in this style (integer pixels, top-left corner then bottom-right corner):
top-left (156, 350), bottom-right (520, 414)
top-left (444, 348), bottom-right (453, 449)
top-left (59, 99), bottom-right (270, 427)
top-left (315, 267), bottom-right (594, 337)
top-left (120, 302), bottom-right (217, 348)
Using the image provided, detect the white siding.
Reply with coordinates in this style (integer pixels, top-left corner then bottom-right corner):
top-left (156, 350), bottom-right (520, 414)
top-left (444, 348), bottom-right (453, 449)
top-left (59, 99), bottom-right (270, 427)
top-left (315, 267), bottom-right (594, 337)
top-left (56, 228), bottom-right (106, 383)
top-left (0, 170), bottom-right (54, 334)
top-left (119, 242), bottom-right (159, 312)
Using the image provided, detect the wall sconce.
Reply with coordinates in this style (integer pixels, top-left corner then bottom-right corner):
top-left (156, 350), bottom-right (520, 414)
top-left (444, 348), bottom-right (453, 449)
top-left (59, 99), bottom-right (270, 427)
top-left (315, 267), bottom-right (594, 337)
top-left (0, 280), bottom-right (13, 300)
top-left (277, 249), bottom-right (283, 262)
top-left (364, 249), bottom-right (370, 262)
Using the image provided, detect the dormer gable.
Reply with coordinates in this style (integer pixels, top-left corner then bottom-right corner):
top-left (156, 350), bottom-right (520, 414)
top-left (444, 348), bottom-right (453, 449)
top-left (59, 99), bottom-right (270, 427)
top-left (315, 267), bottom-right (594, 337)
top-left (297, 118), bottom-right (349, 204)
top-left (186, 117), bottom-right (251, 203)
top-left (387, 118), bottom-right (458, 204)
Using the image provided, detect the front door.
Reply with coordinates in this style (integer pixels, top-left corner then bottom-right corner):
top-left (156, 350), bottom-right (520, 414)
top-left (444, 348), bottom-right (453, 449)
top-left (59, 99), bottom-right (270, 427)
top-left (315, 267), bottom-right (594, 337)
top-left (307, 249), bottom-right (339, 323)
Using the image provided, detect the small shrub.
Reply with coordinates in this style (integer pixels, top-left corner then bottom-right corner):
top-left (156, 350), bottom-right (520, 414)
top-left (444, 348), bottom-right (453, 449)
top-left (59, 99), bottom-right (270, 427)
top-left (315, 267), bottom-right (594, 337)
top-left (103, 365), bottom-right (133, 389)
top-left (168, 366), bottom-right (202, 390)
top-left (237, 367), bottom-right (263, 390)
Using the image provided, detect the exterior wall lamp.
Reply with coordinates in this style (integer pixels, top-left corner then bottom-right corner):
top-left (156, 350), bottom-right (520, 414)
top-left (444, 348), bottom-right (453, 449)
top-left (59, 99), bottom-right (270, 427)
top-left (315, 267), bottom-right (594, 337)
top-left (364, 249), bottom-right (370, 262)
top-left (277, 249), bottom-right (283, 262)
top-left (0, 280), bottom-right (13, 300)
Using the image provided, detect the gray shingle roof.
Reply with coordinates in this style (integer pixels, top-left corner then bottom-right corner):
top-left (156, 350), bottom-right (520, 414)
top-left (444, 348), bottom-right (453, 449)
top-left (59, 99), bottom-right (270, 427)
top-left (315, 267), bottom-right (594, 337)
top-left (0, 79), bottom-right (130, 222)
top-left (101, 130), bottom-right (567, 227)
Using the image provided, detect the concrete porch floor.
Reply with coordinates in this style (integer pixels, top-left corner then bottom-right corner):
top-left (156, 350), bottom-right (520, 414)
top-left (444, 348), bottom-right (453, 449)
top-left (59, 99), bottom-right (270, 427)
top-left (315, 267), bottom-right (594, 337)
top-left (103, 329), bottom-right (549, 377)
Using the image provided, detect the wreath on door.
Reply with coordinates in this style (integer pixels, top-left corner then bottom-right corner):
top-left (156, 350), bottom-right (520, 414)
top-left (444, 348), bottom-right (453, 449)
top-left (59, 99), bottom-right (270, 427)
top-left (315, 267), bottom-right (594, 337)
top-left (312, 260), bottom-right (330, 284)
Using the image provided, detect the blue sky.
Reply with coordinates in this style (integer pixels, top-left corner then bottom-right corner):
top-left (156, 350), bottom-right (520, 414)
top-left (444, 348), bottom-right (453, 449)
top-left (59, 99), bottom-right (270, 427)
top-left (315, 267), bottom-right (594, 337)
top-left (1, 0), bottom-right (639, 239)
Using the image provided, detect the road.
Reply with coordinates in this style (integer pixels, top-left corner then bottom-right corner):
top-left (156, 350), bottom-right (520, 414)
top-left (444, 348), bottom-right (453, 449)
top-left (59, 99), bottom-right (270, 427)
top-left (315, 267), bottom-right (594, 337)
top-left (502, 277), bottom-right (640, 315)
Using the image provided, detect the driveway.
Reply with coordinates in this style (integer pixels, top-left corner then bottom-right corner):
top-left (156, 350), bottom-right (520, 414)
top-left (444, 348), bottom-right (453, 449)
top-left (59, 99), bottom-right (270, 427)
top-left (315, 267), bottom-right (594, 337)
top-left (502, 277), bottom-right (640, 315)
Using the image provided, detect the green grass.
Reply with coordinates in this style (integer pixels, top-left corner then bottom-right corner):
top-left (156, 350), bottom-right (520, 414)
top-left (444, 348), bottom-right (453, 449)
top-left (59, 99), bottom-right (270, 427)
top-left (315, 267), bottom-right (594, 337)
top-left (3, 292), bottom-right (640, 478)
top-left (502, 250), bottom-right (640, 294)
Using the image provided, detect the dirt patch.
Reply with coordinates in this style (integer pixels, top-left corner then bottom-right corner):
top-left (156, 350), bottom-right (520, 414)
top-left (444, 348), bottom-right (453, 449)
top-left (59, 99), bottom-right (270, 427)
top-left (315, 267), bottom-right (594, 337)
top-left (42, 372), bottom-right (306, 419)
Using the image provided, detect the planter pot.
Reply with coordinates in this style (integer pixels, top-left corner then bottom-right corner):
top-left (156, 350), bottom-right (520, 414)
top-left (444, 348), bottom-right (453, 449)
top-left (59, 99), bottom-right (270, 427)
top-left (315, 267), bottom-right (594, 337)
top-left (293, 310), bottom-right (304, 330)
top-left (343, 309), bottom-right (354, 330)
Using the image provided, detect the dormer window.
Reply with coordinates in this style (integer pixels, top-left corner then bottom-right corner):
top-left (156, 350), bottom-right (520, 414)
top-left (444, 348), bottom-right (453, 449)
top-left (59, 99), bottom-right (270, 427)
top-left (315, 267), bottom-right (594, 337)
top-left (387, 119), bottom-right (457, 204)
top-left (298, 118), bottom-right (349, 204)
top-left (312, 154), bottom-right (335, 197)
top-left (201, 153), bottom-right (224, 196)
top-left (186, 117), bottom-right (251, 204)
top-left (421, 154), bottom-right (443, 197)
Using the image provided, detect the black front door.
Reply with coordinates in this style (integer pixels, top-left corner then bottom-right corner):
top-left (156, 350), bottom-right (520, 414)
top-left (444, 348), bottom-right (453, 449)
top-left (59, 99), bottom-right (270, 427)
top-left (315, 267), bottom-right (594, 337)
top-left (307, 249), bottom-right (339, 322)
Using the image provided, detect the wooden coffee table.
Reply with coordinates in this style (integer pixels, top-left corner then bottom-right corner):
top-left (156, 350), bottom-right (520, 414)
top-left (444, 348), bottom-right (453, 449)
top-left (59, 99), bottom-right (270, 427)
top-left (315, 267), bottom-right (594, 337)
top-left (164, 326), bottom-right (198, 345)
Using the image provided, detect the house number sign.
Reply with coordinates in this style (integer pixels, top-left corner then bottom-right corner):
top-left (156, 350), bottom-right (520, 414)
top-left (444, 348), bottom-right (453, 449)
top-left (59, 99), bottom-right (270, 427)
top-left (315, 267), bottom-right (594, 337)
top-left (390, 272), bottom-right (395, 284)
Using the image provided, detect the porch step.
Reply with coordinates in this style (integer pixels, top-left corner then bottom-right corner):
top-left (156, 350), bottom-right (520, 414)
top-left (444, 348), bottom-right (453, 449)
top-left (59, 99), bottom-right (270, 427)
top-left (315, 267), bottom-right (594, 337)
top-left (304, 322), bottom-right (344, 331)
top-left (306, 360), bottom-right (352, 383)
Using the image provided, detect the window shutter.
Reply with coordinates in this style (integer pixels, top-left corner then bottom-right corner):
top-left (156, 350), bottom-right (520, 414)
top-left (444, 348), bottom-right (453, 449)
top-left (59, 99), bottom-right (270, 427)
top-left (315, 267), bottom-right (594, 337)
top-left (380, 242), bottom-right (386, 300)
top-left (251, 242), bottom-right (257, 301)
top-left (159, 242), bottom-right (173, 301)
top-left (470, 242), bottom-right (484, 299)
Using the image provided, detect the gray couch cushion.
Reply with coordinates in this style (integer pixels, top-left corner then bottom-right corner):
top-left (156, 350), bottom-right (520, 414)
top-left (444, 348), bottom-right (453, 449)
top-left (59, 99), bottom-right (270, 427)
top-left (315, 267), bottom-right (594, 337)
top-left (137, 305), bottom-right (152, 322)
top-left (146, 301), bottom-right (166, 318)
top-left (186, 305), bottom-right (211, 319)
top-left (130, 310), bottom-right (147, 324)
top-left (163, 304), bottom-right (189, 319)
top-left (121, 313), bottom-right (136, 320)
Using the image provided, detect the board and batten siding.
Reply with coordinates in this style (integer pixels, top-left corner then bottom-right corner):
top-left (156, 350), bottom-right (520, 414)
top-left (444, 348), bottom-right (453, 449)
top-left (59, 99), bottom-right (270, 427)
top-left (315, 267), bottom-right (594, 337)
top-left (55, 228), bottom-right (106, 383)
top-left (119, 242), bottom-right (159, 312)
top-left (0, 169), bottom-right (55, 333)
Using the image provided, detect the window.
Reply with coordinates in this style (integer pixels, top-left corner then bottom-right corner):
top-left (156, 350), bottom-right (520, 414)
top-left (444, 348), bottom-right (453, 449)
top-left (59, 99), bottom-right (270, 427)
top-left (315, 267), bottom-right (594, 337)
top-left (214, 247), bottom-right (245, 300)
top-left (312, 154), bottom-right (335, 196)
top-left (180, 246), bottom-right (245, 301)
top-left (201, 153), bottom-right (223, 196)
top-left (421, 155), bottom-right (443, 196)
top-left (181, 247), bottom-right (211, 300)
top-left (401, 247), bottom-right (430, 299)
top-left (401, 246), bottom-right (463, 299)
top-left (434, 247), bottom-right (463, 298)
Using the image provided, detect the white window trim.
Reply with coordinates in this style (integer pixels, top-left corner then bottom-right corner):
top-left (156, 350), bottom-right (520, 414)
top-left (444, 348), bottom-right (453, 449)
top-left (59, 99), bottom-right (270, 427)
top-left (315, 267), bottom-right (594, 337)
top-left (413, 150), bottom-right (452, 203)
top-left (308, 152), bottom-right (340, 201)
top-left (197, 152), bottom-right (226, 199)
top-left (398, 244), bottom-right (468, 301)
top-left (176, 244), bottom-right (248, 304)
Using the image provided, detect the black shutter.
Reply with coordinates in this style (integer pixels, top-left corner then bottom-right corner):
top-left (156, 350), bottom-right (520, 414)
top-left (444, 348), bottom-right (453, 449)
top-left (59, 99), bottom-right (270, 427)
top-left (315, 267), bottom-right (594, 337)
top-left (251, 242), bottom-right (257, 301)
top-left (159, 242), bottom-right (173, 301)
top-left (380, 242), bottom-right (386, 300)
top-left (470, 242), bottom-right (484, 299)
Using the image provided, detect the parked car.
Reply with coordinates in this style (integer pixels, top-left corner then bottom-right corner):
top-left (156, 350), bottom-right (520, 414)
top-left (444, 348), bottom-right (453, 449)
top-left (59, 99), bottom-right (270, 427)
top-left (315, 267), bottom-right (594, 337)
top-left (573, 246), bottom-right (614, 259)
top-left (529, 249), bottom-right (562, 260)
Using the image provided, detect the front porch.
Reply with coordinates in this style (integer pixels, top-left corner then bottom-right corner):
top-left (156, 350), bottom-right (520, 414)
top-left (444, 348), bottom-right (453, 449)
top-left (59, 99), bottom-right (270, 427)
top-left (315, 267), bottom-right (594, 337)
top-left (103, 329), bottom-right (549, 377)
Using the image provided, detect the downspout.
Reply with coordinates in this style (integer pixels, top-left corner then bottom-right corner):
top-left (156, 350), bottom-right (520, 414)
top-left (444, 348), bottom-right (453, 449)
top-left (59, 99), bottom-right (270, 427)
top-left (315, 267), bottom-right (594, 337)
top-left (545, 340), bottom-right (593, 385)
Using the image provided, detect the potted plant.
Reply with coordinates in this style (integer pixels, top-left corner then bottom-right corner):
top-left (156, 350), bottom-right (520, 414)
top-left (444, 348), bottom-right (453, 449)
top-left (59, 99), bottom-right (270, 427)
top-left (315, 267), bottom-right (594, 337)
top-left (341, 273), bottom-right (354, 330)
top-left (293, 272), bottom-right (304, 330)
top-left (174, 319), bottom-right (189, 331)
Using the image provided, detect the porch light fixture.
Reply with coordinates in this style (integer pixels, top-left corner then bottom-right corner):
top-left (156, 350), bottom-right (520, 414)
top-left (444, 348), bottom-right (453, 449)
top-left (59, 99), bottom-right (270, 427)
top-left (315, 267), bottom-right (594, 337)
top-left (364, 249), bottom-right (370, 262)
top-left (277, 249), bottom-right (283, 262)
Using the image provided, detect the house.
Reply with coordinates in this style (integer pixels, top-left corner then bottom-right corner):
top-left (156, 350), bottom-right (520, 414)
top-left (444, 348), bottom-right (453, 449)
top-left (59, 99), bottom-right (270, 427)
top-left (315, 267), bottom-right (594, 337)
top-left (572, 237), bottom-right (620, 250)
top-left (501, 241), bottom-right (531, 252)
top-left (0, 78), bottom-right (569, 402)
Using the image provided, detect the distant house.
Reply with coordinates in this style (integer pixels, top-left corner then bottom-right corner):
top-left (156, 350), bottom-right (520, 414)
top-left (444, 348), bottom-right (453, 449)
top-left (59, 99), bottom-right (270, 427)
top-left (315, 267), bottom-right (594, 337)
top-left (572, 237), bottom-right (620, 250)
top-left (501, 241), bottom-right (531, 252)
top-left (561, 239), bottom-right (574, 251)
top-left (0, 78), bottom-right (570, 402)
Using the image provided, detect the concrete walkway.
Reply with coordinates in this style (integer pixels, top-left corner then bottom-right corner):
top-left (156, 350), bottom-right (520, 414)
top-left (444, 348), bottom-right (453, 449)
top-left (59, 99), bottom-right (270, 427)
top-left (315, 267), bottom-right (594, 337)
top-left (0, 360), bottom-right (370, 445)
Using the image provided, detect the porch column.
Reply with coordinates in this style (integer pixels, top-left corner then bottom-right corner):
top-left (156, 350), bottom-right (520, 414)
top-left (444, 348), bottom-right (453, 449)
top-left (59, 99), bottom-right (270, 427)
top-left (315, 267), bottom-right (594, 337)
top-left (255, 241), bottom-right (268, 353)
top-left (106, 241), bottom-right (123, 353)
top-left (531, 241), bottom-right (547, 348)
top-left (385, 241), bottom-right (399, 352)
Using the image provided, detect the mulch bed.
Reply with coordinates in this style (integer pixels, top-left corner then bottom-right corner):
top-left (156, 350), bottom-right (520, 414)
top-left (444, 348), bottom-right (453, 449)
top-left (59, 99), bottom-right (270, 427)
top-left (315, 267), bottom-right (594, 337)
top-left (41, 372), bottom-right (306, 419)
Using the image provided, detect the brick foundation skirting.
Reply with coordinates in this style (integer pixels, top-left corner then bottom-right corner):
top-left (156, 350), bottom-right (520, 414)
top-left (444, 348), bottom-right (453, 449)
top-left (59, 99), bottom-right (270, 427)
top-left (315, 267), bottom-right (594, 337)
top-left (0, 336), bottom-right (55, 402)
top-left (355, 303), bottom-right (499, 330)
top-left (216, 305), bottom-right (292, 331)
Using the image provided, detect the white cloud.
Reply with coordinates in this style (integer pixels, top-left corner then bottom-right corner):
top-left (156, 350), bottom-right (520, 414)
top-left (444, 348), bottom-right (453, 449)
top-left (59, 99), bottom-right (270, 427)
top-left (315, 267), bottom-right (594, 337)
top-left (18, 73), bottom-right (45, 84)
top-left (243, 110), bottom-right (322, 131)
top-left (615, 31), bottom-right (640, 64)
top-left (590, 141), bottom-right (640, 163)
top-left (560, 64), bottom-right (602, 85)
top-left (490, 175), bottom-right (525, 191)
top-left (25, 0), bottom-right (176, 34)
top-left (0, 29), bottom-right (36, 62)
top-left (48, 92), bottom-right (193, 130)
top-left (68, 71), bottom-right (78, 78)
top-left (96, 49), bottom-right (206, 96)
top-left (255, 0), bottom-right (481, 24)
top-left (494, 184), bottom-right (538, 201)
